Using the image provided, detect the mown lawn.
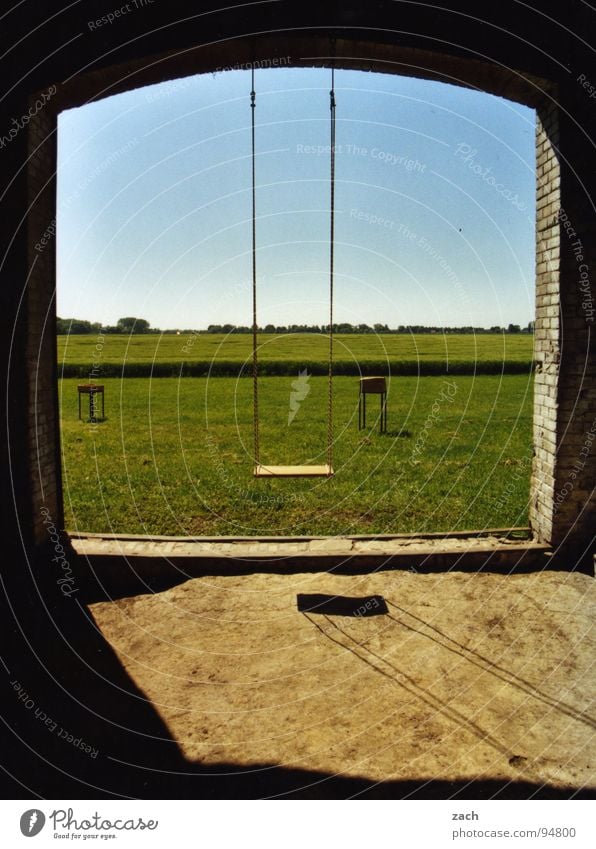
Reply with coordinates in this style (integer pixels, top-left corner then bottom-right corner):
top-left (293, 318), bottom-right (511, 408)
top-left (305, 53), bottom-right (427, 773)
top-left (60, 374), bottom-right (533, 536)
top-left (57, 332), bottom-right (534, 367)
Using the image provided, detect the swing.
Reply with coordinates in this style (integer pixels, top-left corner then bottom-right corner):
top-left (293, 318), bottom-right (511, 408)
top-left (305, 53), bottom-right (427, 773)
top-left (251, 65), bottom-right (336, 478)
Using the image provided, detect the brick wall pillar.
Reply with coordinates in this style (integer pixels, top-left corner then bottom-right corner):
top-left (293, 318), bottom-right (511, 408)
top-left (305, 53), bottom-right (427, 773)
top-left (531, 87), bottom-right (596, 550)
top-left (531, 98), bottom-right (561, 544)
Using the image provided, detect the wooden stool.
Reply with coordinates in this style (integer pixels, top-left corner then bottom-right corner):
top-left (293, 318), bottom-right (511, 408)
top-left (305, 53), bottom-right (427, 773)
top-left (358, 376), bottom-right (387, 433)
top-left (78, 384), bottom-right (105, 422)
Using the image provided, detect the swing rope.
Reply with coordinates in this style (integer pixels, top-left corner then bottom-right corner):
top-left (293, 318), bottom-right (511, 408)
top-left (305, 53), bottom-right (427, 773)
top-left (251, 63), bottom-right (336, 477)
top-left (327, 66), bottom-right (336, 471)
top-left (251, 65), bottom-right (260, 468)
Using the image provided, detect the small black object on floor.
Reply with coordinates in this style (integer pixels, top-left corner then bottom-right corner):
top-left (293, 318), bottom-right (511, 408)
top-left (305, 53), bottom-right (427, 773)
top-left (297, 593), bottom-right (388, 617)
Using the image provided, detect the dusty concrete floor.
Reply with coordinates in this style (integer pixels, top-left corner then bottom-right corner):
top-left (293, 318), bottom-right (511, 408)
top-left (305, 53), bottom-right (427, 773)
top-left (90, 570), bottom-right (596, 793)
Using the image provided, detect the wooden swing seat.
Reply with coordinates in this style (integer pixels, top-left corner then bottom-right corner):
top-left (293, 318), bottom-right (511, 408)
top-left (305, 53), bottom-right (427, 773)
top-left (254, 464), bottom-right (334, 478)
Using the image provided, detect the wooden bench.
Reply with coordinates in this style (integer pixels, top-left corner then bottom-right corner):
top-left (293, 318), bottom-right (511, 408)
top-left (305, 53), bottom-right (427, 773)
top-left (77, 384), bottom-right (105, 422)
top-left (358, 376), bottom-right (387, 433)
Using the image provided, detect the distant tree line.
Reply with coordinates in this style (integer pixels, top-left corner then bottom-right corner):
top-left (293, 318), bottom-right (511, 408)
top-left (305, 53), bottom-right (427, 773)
top-left (57, 316), bottom-right (154, 334)
top-left (57, 317), bottom-right (535, 335)
top-left (204, 322), bottom-right (534, 334)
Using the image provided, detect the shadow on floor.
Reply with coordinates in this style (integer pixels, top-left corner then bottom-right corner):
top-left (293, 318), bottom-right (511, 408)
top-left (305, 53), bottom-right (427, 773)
top-left (1, 545), bottom-right (593, 800)
top-left (296, 593), bottom-right (388, 616)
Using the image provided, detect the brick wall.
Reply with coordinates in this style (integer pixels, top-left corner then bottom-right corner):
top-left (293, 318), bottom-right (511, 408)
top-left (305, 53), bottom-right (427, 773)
top-left (531, 87), bottom-right (596, 549)
top-left (531, 98), bottom-right (561, 544)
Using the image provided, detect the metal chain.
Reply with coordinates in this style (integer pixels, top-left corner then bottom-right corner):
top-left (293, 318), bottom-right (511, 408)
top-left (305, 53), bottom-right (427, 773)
top-left (251, 65), bottom-right (260, 468)
top-left (327, 67), bottom-right (336, 472)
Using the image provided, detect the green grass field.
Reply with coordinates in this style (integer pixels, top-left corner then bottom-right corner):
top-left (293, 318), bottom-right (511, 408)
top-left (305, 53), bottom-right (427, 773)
top-left (57, 332), bottom-right (534, 376)
top-left (60, 374), bottom-right (534, 536)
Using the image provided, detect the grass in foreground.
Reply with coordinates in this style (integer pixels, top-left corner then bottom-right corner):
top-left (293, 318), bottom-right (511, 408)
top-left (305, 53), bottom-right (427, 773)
top-left (60, 374), bottom-right (533, 536)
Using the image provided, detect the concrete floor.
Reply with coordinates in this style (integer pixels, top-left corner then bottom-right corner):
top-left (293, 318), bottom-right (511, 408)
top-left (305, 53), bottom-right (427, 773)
top-left (90, 569), bottom-right (596, 795)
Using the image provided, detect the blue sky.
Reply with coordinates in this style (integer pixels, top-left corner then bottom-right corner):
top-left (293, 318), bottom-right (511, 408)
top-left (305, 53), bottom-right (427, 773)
top-left (57, 67), bottom-right (535, 330)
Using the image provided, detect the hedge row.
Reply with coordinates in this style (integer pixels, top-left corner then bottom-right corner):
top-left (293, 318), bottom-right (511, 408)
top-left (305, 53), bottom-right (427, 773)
top-left (60, 359), bottom-right (535, 378)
